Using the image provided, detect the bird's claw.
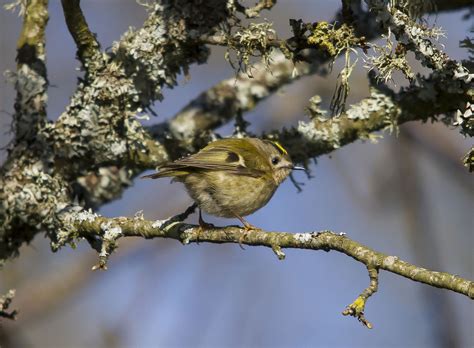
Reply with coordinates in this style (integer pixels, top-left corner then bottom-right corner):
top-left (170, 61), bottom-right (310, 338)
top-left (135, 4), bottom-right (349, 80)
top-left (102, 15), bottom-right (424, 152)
top-left (238, 223), bottom-right (261, 250)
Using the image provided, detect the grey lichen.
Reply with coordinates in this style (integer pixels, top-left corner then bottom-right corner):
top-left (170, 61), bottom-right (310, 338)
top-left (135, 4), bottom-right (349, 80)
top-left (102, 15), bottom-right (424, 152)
top-left (93, 220), bottom-right (123, 270)
top-left (366, 0), bottom-right (472, 84)
top-left (294, 233), bottom-right (312, 243)
top-left (346, 88), bottom-right (399, 122)
top-left (0, 154), bottom-right (71, 263)
top-left (225, 21), bottom-right (277, 73)
top-left (296, 88), bottom-right (400, 155)
top-left (297, 118), bottom-right (342, 150)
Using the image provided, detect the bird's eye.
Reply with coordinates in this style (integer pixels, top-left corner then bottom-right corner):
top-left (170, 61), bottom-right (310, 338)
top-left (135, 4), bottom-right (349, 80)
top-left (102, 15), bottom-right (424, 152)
top-left (271, 157), bottom-right (280, 165)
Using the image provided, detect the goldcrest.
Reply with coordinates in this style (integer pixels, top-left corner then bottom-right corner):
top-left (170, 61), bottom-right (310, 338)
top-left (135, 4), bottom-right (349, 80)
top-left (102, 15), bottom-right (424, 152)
top-left (143, 138), bottom-right (303, 229)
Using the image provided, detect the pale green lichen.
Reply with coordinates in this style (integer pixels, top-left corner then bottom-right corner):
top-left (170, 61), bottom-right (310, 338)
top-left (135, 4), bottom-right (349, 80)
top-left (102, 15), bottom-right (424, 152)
top-left (365, 33), bottom-right (414, 83)
top-left (297, 118), bottom-right (342, 149)
top-left (306, 22), bottom-right (361, 58)
top-left (346, 88), bottom-right (400, 125)
top-left (366, 0), bottom-right (471, 84)
top-left (288, 20), bottom-right (368, 114)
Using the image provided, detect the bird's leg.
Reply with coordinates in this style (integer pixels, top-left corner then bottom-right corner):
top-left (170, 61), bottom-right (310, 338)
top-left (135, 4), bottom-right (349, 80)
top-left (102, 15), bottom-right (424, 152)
top-left (234, 213), bottom-right (260, 249)
top-left (197, 209), bottom-right (214, 243)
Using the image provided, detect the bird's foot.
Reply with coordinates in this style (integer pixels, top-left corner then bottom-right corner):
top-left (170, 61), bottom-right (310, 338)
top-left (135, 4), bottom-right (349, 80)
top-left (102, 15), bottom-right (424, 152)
top-left (237, 222), bottom-right (261, 250)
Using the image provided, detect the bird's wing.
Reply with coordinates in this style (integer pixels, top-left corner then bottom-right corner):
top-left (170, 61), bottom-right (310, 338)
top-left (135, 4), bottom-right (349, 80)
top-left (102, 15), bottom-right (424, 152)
top-left (143, 139), bottom-right (265, 179)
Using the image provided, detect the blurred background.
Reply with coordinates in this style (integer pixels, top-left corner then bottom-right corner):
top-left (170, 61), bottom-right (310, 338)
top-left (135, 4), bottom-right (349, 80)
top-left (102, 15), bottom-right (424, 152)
top-left (0, 1), bottom-right (472, 347)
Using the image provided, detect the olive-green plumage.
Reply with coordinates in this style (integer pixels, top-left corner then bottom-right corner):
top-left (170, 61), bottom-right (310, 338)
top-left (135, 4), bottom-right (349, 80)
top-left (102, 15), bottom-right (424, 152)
top-left (143, 138), bottom-right (298, 224)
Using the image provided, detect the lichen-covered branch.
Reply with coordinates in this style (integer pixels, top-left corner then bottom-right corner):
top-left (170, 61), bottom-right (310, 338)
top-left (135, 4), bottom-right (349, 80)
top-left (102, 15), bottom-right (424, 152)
top-left (46, 1), bottom-right (235, 176)
top-left (269, 73), bottom-right (471, 164)
top-left (82, 0), bottom-right (472, 209)
top-left (12, 0), bottom-right (49, 143)
top-left (62, 211), bottom-right (474, 327)
top-left (0, 1), bottom-right (237, 264)
top-left (366, 0), bottom-right (472, 82)
top-left (148, 0), bottom-right (471, 149)
top-left (61, 0), bottom-right (101, 69)
top-left (0, 1), bottom-right (472, 332)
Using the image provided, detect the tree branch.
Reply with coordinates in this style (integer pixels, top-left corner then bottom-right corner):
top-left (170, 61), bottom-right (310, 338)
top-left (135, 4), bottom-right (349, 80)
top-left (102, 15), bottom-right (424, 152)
top-left (272, 74), bottom-right (471, 164)
top-left (366, 0), bottom-right (472, 81)
top-left (65, 211), bottom-right (474, 327)
top-left (47, 0), bottom-right (237, 178)
top-left (0, 0), bottom-right (236, 263)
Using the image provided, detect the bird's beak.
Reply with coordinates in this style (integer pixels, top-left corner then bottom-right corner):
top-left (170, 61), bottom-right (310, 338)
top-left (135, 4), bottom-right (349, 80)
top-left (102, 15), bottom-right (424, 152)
top-left (291, 165), bottom-right (306, 171)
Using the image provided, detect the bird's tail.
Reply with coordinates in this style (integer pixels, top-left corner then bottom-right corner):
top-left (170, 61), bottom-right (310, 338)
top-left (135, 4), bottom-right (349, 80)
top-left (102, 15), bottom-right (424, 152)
top-left (141, 172), bottom-right (164, 179)
top-left (141, 169), bottom-right (189, 179)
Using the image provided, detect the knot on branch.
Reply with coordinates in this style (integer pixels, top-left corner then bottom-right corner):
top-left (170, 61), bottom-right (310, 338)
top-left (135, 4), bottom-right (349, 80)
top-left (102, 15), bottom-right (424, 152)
top-left (91, 221), bottom-right (123, 271)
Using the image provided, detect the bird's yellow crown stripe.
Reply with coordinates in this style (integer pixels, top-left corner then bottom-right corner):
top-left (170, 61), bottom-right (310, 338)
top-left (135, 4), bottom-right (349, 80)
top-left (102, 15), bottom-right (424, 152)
top-left (272, 141), bottom-right (288, 155)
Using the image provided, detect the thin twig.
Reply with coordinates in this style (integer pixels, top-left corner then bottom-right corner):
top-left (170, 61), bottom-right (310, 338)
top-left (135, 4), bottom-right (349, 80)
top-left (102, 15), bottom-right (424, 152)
top-left (61, 0), bottom-right (101, 69)
top-left (342, 267), bottom-right (379, 328)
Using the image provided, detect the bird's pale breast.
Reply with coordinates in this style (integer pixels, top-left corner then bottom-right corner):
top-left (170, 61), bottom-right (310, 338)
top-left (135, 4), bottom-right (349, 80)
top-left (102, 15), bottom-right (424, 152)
top-left (182, 171), bottom-right (277, 218)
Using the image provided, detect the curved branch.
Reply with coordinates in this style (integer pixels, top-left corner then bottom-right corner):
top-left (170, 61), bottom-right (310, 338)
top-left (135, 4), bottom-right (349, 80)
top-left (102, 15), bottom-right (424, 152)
top-left (342, 267), bottom-right (379, 329)
top-left (66, 211), bottom-right (474, 327)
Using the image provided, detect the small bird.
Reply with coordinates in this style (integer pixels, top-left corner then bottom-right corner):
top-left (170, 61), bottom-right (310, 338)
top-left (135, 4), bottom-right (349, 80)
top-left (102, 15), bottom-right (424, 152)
top-left (143, 137), bottom-right (304, 234)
